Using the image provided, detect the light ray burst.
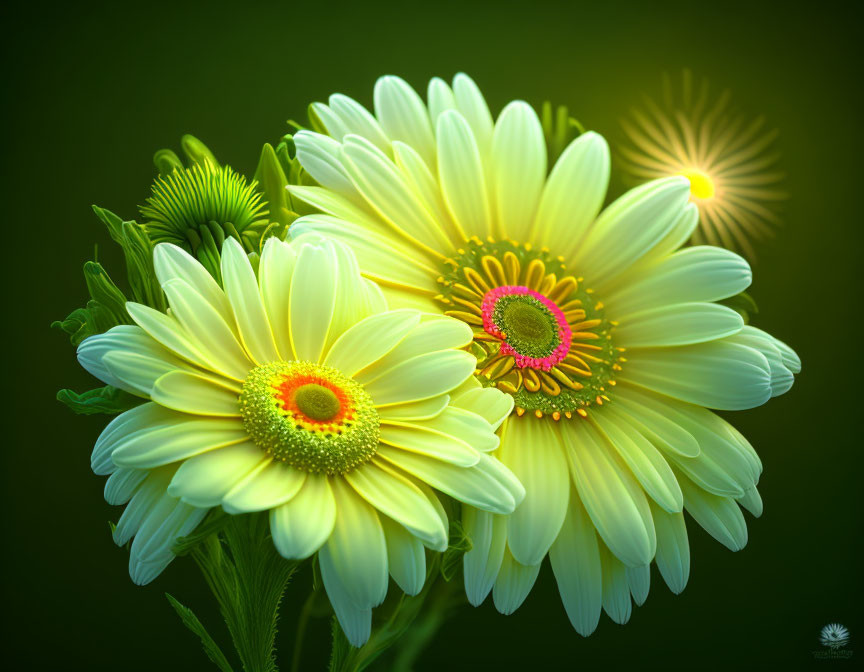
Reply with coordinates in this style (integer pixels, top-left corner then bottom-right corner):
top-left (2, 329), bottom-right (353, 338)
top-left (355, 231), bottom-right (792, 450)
top-left (618, 70), bottom-right (786, 259)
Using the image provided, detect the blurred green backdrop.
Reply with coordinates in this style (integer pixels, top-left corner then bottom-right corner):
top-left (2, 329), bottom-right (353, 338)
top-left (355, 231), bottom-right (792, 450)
top-left (3, 0), bottom-right (861, 669)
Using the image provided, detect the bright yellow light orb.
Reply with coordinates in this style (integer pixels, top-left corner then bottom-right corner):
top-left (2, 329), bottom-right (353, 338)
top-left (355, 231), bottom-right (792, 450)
top-left (680, 169), bottom-right (716, 200)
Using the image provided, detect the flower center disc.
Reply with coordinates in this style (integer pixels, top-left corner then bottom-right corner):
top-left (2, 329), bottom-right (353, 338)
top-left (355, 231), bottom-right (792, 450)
top-left (294, 384), bottom-right (341, 421)
top-left (240, 361), bottom-right (379, 475)
top-left (482, 287), bottom-right (571, 370)
top-left (502, 300), bottom-right (553, 343)
top-left (437, 238), bottom-right (624, 420)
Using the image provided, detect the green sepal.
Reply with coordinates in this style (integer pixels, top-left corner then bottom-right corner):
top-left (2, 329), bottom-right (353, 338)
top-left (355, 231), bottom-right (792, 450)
top-left (51, 307), bottom-right (93, 346)
top-left (719, 291), bottom-right (759, 324)
top-left (440, 519), bottom-right (472, 582)
top-left (541, 101), bottom-right (586, 164)
top-left (92, 206), bottom-right (166, 310)
top-left (254, 143), bottom-right (297, 238)
top-left (83, 261), bottom-right (129, 325)
top-left (181, 134), bottom-right (219, 168)
top-left (173, 509), bottom-right (231, 557)
top-left (273, 134), bottom-right (317, 219)
top-left (154, 148), bottom-right (184, 176)
top-left (196, 225), bottom-right (223, 284)
top-left (306, 104), bottom-right (329, 135)
top-left (166, 593), bottom-right (236, 672)
top-left (56, 385), bottom-right (142, 415)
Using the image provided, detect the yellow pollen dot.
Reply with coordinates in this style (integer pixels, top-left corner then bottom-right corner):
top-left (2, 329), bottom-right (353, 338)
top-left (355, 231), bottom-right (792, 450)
top-left (681, 169), bottom-right (716, 200)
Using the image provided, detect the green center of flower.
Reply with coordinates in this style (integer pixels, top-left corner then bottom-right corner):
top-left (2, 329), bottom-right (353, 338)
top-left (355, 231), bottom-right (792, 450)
top-left (294, 384), bottom-right (342, 421)
top-left (436, 238), bottom-right (624, 420)
top-left (239, 361), bottom-right (379, 475)
top-left (496, 296), bottom-right (558, 356)
top-left (139, 162), bottom-right (269, 255)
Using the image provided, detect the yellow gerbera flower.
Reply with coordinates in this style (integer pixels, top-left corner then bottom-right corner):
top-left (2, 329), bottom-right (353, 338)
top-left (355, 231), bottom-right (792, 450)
top-left (618, 70), bottom-right (786, 259)
top-left (77, 235), bottom-right (522, 645)
top-left (287, 73), bottom-right (800, 634)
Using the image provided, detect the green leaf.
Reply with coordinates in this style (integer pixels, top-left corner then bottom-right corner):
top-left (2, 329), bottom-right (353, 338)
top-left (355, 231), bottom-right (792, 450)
top-left (440, 519), bottom-right (472, 582)
top-left (166, 593), bottom-right (235, 672)
top-left (56, 386), bottom-right (142, 415)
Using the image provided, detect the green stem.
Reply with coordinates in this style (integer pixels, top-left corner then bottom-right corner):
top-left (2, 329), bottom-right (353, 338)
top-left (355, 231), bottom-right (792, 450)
top-left (190, 513), bottom-right (297, 672)
top-left (386, 577), bottom-right (463, 671)
top-left (290, 588), bottom-right (318, 672)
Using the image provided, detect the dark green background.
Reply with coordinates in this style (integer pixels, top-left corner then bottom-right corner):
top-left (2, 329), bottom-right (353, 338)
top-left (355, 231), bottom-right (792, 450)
top-left (3, 0), bottom-right (860, 669)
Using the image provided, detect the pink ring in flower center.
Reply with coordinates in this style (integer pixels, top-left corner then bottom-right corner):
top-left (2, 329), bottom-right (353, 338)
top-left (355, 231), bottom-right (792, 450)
top-left (480, 285), bottom-right (572, 370)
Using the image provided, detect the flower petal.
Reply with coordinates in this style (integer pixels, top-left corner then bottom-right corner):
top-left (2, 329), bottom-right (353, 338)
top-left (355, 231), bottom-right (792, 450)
top-left (151, 370), bottom-right (241, 416)
top-left (290, 214), bottom-right (438, 293)
top-left (462, 507), bottom-right (507, 606)
top-left (492, 549), bottom-right (541, 615)
top-left (534, 131), bottom-right (610, 257)
top-left (380, 514), bottom-right (426, 595)
top-left (575, 177), bottom-right (690, 290)
top-left (491, 101), bottom-right (546, 242)
top-left (111, 417), bottom-right (248, 469)
top-left (222, 460), bottom-right (306, 514)
top-left (293, 130), bottom-right (359, 198)
top-left (323, 478), bottom-right (389, 608)
top-left (364, 350), bottom-right (476, 406)
top-left (356, 316), bottom-right (473, 381)
top-left (619, 340), bottom-right (771, 410)
top-left (452, 73), bottom-right (494, 155)
top-left (270, 475), bottom-right (336, 559)
top-left (324, 310), bottom-right (420, 377)
top-left (377, 395), bottom-right (451, 422)
top-left (373, 75), bottom-right (436, 167)
top-left (318, 542), bottom-right (372, 647)
top-left (93, 403), bottom-right (183, 475)
top-left (346, 460), bottom-right (447, 551)
top-left (500, 417), bottom-right (569, 566)
top-left (591, 409), bottom-right (683, 513)
top-left (649, 500), bottom-right (690, 594)
top-left (289, 241), bottom-right (338, 363)
top-left (599, 545), bottom-right (633, 624)
top-left (678, 474), bottom-right (748, 551)
top-left (221, 237), bottom-right (280, 364)
top-left (330, 94), bottom-right (392, 152)
top-left (341, 135), bottom-right (453, 253)
top-left (549, 495), bottom-right (603, 636)
top-left (377, 448), bottom-right (517, 514)
top-left (436, 110), bottom-right (491, 239)
top-left (161, 278), bottom-right (252, 379)
top-left (167, 442), bottom-right (267, 507)
top-left (378, 422), bottom-right (481, 467)
top-left (615, 302), bottom-right (744, 348)
top-left (153, 243), bottom-right (235, 330)
top-left (258, 237), bottom-right (298, 360)
top-left (451, 387), bottom-right (514, 431)
top-left (605, 246), bottom-right (752, 317)
top-left (78, 324), bottom-right (191, 396)
top-left (563, 421), bottom-right (656, 567)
